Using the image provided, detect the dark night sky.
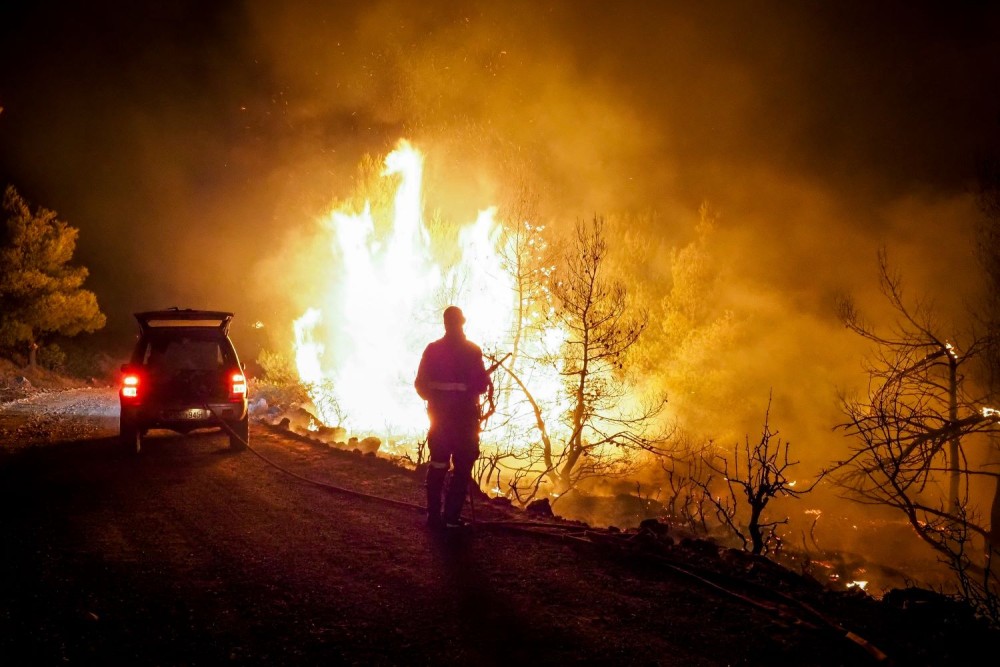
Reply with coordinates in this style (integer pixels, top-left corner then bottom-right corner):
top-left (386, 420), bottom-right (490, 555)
top-left (1, 0), bottom-right (999, 364)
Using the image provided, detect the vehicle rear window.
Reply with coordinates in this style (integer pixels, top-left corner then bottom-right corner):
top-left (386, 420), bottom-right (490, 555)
top-left (140, 336), bottom-right (231, 371)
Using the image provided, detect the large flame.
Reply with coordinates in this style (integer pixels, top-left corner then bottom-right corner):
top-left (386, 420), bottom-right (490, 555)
top-left (293, 140), bottom-right (552, 450)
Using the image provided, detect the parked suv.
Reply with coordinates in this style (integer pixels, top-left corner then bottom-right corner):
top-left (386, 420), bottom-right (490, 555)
top-left (119, 308), bottom-right (249, 454)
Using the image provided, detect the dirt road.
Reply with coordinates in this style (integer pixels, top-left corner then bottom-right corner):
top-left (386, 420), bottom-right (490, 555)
top-left (0, 387), bottom-right (120, 450)
top-left (1, 389), bottom-right (996, 666)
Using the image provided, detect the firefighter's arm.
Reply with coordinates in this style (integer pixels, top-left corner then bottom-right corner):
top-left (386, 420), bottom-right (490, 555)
top-left (470, 349), bottom-right (491, 395)
top-left (414, 349), bottom-right (432, 399)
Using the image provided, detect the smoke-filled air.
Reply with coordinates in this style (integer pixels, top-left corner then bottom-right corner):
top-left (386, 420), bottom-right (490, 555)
top-left (3, 1), bottom-right (1000, 592)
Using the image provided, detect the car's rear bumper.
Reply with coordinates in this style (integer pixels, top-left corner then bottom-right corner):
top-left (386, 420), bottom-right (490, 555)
top-left (121, 401), bottom-right (247, 430)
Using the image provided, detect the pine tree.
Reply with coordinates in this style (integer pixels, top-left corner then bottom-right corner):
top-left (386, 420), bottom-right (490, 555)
top-left (0, 185), bottom-right (106, 367)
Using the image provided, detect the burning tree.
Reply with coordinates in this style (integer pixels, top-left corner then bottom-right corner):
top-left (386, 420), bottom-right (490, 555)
top-left (541, 216), bottom-right (668, 492)
top-left (833, 248), bottom-right (1000, 618)
top-left (480, 216), bottom-right (671, 503)
top-left (0, 185), bottom-right (105, 367)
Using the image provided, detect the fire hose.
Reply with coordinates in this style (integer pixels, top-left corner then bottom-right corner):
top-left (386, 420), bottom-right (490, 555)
top-left (208, 404), bottom-right (423, 513)
top-left (206, 352), bottom-right (512, 516)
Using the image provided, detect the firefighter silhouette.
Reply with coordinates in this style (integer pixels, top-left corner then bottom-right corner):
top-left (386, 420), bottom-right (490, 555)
top-left (415, 306), bottom-right (490, 529)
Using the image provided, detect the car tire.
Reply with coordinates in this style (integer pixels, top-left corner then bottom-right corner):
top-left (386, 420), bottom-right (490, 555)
top-left (228, 416), bottom-right (249, 451)
top-left (120, 419), bottom-right (142, 455)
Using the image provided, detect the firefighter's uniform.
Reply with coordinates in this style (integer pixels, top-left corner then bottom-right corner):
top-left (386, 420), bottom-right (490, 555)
top-left (414, 307), bottom-right (490, 528)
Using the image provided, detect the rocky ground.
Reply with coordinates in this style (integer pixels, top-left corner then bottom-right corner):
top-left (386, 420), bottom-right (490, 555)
top-left (1, 374), bottom-right (999, 665)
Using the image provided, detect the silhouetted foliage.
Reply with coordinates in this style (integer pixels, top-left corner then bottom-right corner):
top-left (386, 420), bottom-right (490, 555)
top-left (833, 247), bottom-right (1000, 623)
top-left (0, 186), bottom-right (105, 367)
top-left (697, 394), bottom-right (817, 555)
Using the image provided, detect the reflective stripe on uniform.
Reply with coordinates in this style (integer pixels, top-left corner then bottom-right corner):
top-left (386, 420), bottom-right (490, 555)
top-left (427, 381), bottom-right (467, 391)
top-left (429, 461), bottom-right (449, 469)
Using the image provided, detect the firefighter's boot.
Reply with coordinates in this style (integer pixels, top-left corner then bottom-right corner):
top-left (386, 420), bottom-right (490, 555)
top-left (443, 456), bottom-right (474, 527)
top-left (425, 462), bottom-right (448, 528)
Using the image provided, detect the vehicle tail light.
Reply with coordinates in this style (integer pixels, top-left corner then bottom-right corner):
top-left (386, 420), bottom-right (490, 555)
top-left (121, 373), bottom-right (140, 400)
top-left (230, 372), bottom-right (247, 399)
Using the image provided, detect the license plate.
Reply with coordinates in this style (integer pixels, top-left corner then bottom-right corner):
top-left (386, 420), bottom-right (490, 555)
top-left (163, 408), bottom-right (209, 420)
